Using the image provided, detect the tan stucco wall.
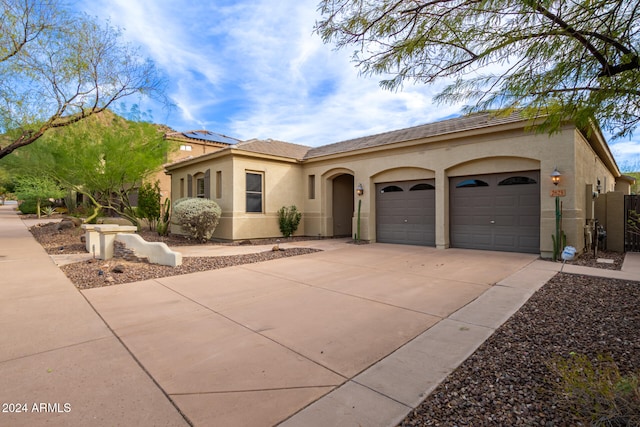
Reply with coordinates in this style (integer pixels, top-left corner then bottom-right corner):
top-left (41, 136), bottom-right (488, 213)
top-left (167, 155), bottom-right (235, 239)
top-left (569, 129), bottom-right (617, 255)
top-left (227, 155), bottom-right (305, 240)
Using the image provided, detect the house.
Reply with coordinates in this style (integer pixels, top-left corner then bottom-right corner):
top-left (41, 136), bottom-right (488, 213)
top-left (151, 130), bottom-right (241, 201)
top-left (164, 112), bottom-right (624, 258)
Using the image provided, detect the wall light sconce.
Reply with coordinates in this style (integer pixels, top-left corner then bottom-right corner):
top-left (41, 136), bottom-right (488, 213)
top-left (550, 167), bottom-right (561, 186)
top-left (356, 183), bottom-right (364, 196)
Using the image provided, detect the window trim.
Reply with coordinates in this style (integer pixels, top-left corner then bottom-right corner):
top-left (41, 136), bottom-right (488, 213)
top-left (196, 176), bottom-right (205, 198)
top-left (245, 171), bottom-right (264, 213)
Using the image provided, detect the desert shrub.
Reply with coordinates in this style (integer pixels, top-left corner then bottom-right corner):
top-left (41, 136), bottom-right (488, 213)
top-left (551, 353), bottom-right (640, 426)
top-left (18, 199), bottom-right (52, 214)
top-left (173, 198), bottom-right (221, 242)
top-left (278, 205), bottom-right (302, 237)
top-left (137, 181), bottom-right (161, 231)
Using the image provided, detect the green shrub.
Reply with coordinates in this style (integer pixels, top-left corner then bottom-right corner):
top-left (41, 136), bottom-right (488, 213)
top-left (18, 199), bottom-right (52, 215)
top-left (137, 181), bottom-right (161, 231)
top-left (550, 353), bottom-right (640, 426)
top-left (278, 205), bottom-right (302, 237)
top-left (173, 198), bottom-right (221, 242)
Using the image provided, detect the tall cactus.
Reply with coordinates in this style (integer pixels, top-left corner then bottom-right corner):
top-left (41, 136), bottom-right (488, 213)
top-left (157, 198), bottom-right (172, 236)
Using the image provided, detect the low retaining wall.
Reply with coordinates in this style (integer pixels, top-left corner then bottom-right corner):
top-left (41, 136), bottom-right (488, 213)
top-left (115, 234), bottom-right (182, 267)
top-left (81, 224), bottom-right (182, 267)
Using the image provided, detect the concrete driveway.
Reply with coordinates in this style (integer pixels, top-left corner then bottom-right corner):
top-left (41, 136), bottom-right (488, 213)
top-left (82, 243), bottom-right (537, 426)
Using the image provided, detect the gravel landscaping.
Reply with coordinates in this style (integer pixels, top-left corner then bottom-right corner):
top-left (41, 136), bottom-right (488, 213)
top-left (27, 218), bottom-right (640, 425)
top-left (399, 273), bottom-right (640, 426)
top-left (28, 220), bottom-right (320, 289)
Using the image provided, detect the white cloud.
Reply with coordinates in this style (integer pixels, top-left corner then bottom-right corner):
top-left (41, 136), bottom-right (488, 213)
top-left (72, 0), bottom-right (640, 170)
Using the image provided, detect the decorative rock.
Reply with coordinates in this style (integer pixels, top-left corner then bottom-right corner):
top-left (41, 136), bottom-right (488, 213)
top-left (56, 220), bottom-right (75, 231)
top-left (104, 276), bottom-right (115, 283)
top-left (111, 264), bottom-right (126, 274)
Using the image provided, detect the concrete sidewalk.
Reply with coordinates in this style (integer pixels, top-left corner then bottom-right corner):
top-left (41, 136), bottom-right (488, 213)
top-left (2, 205), bottom-right (639, 426)
top-left (0, 205), bottom-right (188, 426)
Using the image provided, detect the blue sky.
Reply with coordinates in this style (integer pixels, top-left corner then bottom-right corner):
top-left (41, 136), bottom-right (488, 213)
top-left (75, 0), bottom-right (640, 171)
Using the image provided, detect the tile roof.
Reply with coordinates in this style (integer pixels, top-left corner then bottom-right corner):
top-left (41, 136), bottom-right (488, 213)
top-left (234, 139), bottom-right (311, 160)
top-left (166, 111), bottom-right (529, 168)
top-left (304, 111), bottom-right (526, 159)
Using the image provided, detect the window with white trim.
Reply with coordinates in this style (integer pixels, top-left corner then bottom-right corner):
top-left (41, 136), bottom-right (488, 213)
top-left (246, 172), bottom-right (263, 213)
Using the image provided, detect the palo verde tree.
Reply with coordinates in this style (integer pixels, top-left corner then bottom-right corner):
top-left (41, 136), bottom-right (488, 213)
top-left (0, 0), bottom-right (167, 160)
top-left (13, 175), bottom-right (64, 218)
top-left (316, 0), bottom-right (640, 138)
top-left (4, 111), bottom-right (170, 225)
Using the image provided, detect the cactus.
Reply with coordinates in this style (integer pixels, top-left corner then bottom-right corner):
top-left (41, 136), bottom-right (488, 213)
top-left (552, 230), bottom-right (567, 262)
top-left (157, 198), bottom-right (172, 236)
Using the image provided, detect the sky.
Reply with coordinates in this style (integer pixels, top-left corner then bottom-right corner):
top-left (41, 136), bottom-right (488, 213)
top-left (74, 0), bottom-right (640, 172)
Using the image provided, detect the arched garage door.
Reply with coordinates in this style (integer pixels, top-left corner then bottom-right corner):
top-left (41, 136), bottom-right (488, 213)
top-left (450, 171), bottom-right (540, 253)
top-left (376, 180), bottom-right (435, 246)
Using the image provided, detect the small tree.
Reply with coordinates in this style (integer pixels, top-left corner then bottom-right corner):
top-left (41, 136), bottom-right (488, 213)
top-left (278, 205), bottom-right (302, 238)
top-left (14, 176), bottom-right (64, 218)
top-left (173, 198), bottom-right (221, 242)
top-left (137, 181), bottom-right (161, 231)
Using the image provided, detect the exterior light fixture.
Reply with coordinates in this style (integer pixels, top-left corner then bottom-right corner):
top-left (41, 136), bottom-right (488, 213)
top-left (356, 183), bottom-right (364, 196)
top-left (550, 167), bottom-right (561, 186)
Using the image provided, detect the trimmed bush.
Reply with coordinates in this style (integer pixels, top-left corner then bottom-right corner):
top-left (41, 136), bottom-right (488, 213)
top-left (173, 198), bottom-right (221, 242)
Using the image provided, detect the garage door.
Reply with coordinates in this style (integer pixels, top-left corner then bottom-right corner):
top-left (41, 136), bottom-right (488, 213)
top-left (450, 171), bottom-right (540, 253)
top-left (376, 180), bottom-right (435, 246)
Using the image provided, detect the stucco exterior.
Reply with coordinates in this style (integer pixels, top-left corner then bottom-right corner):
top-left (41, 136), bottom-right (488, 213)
top-left (164, 112), bottom-right (622, 257)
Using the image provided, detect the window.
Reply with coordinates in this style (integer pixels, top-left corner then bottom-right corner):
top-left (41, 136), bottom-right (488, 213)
top-left (308, 175), bottom-right (316, 199)
top-left (180, 178), bottom-right (184, 198)
top-left (380, 185), bottom-right (403, 193)
top-left (498, 176), bottom-right (537, 186)
top-left (246, 172), bottom-right (263, 213)
top-left (410, 183), bottom-right (435, 191)
top-left (216, 171), bottom-right (222, 199)
top-left (196, 177), bottom-right (205, 198)
top-left (180, 145), bottom-right (192, 151)
top-left (456, 179), bottom-right (489, 188)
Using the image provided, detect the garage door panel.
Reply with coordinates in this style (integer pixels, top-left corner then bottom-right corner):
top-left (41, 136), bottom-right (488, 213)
top-left (376, 180), bottom-right (435, 246)
top-left (518, 215), bottom-right (540, 227)
top-left (495, 215), bottom-right (516, 226)
top-left (519, 194), bottom-right (539, 207)
top-left (495, 195), bottom-right (517, 207)
top-left (450, 171), bottom-right (540, 253)
top-left (494, 234), bottom-right (517, 247)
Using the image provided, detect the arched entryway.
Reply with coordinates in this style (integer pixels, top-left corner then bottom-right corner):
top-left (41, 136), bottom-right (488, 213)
top-left (332, 174), bottom-right (354, 237)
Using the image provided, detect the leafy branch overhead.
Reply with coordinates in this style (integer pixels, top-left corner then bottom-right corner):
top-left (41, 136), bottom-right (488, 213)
top-left (316, 0), bottom-right (640, 137)
top-left (0, 0), bottom-right (168, 160)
